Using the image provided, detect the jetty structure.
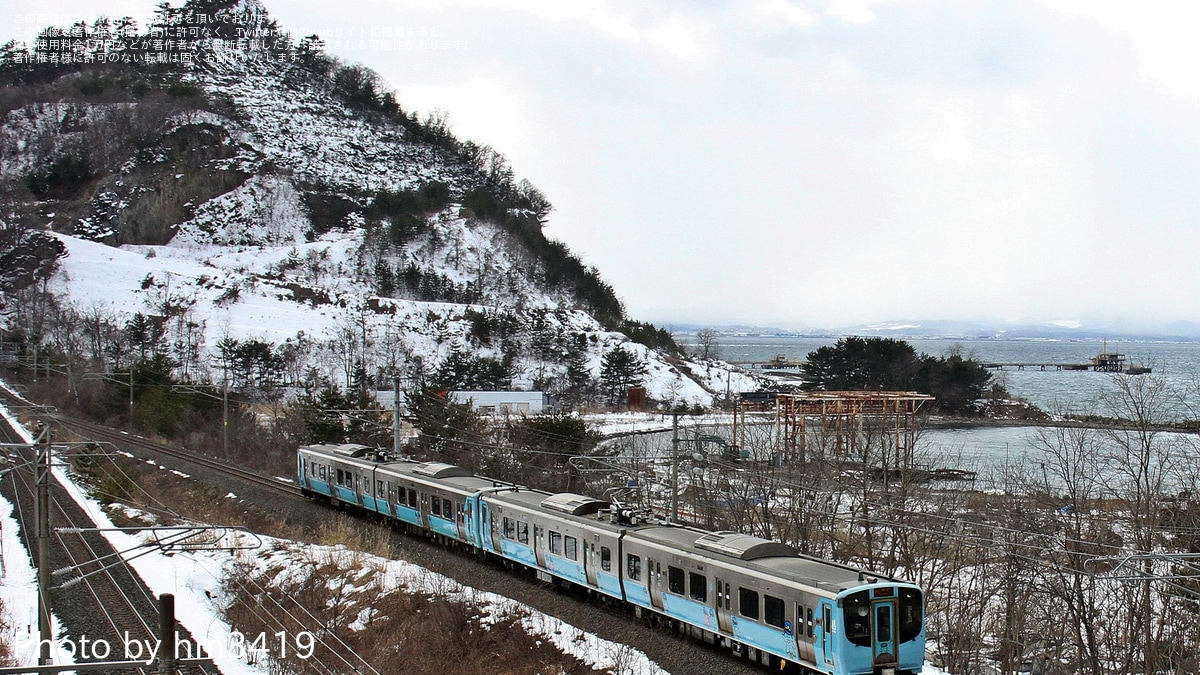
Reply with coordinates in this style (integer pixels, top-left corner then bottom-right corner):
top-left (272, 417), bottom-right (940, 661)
top-left (982, 341), bottom-right (1151, 374)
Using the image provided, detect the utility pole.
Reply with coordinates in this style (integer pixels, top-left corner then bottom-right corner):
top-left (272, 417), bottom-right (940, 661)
top-left (222, 379), bottom-right (229, 458)
top-left (35, 424), bottom-right (51, 665)
top-left (393, 376), bottom-right (402, 458)
top-left (670, 412), bottom-right (680, 523)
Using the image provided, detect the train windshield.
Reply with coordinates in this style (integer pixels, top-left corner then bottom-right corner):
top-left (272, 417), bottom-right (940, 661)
top-left (842, 591), bottom-right (871, 647)
top-left (898, 587), bottom-right (923, 643)
top-left (842, 587), bottom-right (923, 647)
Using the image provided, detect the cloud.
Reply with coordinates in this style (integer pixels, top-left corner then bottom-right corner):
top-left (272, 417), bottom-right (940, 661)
top-left (824, 0), bottom-right (888, 24)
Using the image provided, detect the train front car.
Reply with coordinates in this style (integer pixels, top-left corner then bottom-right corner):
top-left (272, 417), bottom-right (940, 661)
top-left (835, 582), bottom-right (924, 675)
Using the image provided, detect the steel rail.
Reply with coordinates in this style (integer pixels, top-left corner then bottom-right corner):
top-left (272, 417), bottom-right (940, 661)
top-left (48, 416), bottom-right (301, 499)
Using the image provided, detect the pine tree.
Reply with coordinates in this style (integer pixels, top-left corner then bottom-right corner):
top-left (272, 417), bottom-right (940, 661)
top-left (600, 345), bottom-right (646, 405)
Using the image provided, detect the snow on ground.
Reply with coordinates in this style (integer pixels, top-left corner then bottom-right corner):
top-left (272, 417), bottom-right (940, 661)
top-left (0, 398), bottom-right (74, 666)
top-left (0, 382), bottom-right (667, 673)
top-left (238, 538), bottom-right (669, 675)
top-left (50, 225), bottom-right (751, 406)
top-left (585, 412), bottom-right (737, 437)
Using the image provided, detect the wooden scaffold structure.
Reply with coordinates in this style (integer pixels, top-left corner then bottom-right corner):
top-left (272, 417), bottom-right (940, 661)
top-left (775, 391), bottom-right (935, 467)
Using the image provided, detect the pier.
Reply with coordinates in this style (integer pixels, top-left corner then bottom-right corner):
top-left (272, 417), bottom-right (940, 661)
top-left (983, 362), bottom-right (1092, 371)
top-left (984, 348), bottom-right (1151, 375)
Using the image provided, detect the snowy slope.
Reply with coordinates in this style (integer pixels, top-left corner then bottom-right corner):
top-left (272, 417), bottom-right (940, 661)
top-left (0, 0), bottom-right (767, 406)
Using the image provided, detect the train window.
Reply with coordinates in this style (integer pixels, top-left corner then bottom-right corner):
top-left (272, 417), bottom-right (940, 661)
top-left (724, 583), bottom-right (731, 610)
top-left (689, 573), bottom-right (707, 603)
top-left (667, 567), bottom-right (685, 595)
top-left (502, 518), bottom-right (515, 539)
top-left (319, 465), bottom-right (326, 480)
top-left (627, 555), bottom-right (642, 581)
top-left (899, 588), bottom-right (923, 643)
top-left (876, 605), bottom-right (892, 642)
top-left (807, 607), bottom-right (814, 638)
top-left (431, 498), bottom-right (442, 516)
top-left (739, 588), bottom-right (759, 619)
top-left (376, 480), bottom-right (384, 496)
top-left (517, 521), bottom-right (529, 544)
top-left (408, 489), bottom-right (418, 508)
top-left (549, 531), bottom-right (562, 555)
top-left (565, 536), bottom-right (577, 561)
top-left (600, 546), bottom-right (612, 571)
top-left (843, 591), bottom-right (871, 647)
top-left (443, 499), bottom-right (453, 519)
top-left (764, 595), bottom-right (785, 628)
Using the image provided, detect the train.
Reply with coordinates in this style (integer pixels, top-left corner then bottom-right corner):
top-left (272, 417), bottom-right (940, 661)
top-left (297, 442), bottom-right (925, 675)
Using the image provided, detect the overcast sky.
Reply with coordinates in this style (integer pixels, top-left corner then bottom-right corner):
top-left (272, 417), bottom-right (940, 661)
top-left (10, 0), bottom-right (1200, 330)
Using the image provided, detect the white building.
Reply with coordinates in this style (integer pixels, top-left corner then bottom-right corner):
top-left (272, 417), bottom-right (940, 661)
top-left (449, 391), bottom-right (553, 416)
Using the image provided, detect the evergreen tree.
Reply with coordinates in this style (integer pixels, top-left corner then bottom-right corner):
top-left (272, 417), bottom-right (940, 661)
top-left (801, 337), bottom-right (994, 415)
top-left (404, 385), bottom-right (488, 466)
top-left (600, 345), bottom-right (646, 405)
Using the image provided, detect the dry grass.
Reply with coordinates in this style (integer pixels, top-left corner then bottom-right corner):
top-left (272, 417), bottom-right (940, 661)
top-left (222, 547), bottom-right (600, 675)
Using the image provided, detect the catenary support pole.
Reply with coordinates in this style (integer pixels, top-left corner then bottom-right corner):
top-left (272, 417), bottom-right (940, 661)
top-left (670, 413), bottom-right (679, 523)
top-left (158, 593), bottom-right (176, 675)
top-left (35, 424), bottom-right (51, 665)
top-left (393, 377), bottom-right (402, 458)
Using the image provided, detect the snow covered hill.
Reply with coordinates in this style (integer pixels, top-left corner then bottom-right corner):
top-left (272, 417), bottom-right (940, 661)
top-left (0, 0), bottom-right (762, 406)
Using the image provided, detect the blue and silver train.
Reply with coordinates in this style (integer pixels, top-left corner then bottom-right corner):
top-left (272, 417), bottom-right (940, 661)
top-left (298, 443), bottom-right (925, 675)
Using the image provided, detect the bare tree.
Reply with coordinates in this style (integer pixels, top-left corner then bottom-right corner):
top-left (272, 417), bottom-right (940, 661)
top-left (692, 328), bottom-right (720, 361)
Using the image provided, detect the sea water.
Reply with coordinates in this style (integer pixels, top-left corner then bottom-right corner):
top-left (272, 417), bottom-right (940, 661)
top-left (696, 335), bottom-right (1200, 414)
top-left (676, 335), bottom-right (1200, 485)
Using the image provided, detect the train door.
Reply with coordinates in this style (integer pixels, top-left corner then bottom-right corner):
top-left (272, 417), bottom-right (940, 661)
top-left (464, 499), bottom-right (479, 547)
top-left (872, 599), bottom-right (898, 663)
top-left (715, 577), bottom-right (732, 633)
top-left (647, 557), bottom-right (664, 610)
top-left (456, 500), bottom-right (468, 541)
top-left (819, 600), bottom-right (834, 669)
top-left (297, 455), bottom-right (307, 488)
top-left (534, 525), bottom-right (547, 568)
top-left (585, 537), bottom-right (598, 587)
top-left (478, 500), bottom-right (496, 552)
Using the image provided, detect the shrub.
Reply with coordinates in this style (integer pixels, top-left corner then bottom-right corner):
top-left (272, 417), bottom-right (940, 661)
top-left (26, 154), bottom-right (94, 199)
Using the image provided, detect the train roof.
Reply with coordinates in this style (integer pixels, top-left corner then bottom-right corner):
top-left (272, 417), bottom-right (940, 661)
top-left (300, 446), bottom-right (509, 493)
top-left (302, 443), bottom-right (378, 459)
top-left (483, 487), bottom-right (629, 532)
top-left (376, 459), bottom-right (506, 493)
top-left (628, 525), bottom-right (902, 594)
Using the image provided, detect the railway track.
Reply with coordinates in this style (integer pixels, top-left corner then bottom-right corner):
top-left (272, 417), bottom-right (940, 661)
top-left (0, 404), bottom-right (219, 674)
top-left (47, 415), bottom-right (301, 499)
